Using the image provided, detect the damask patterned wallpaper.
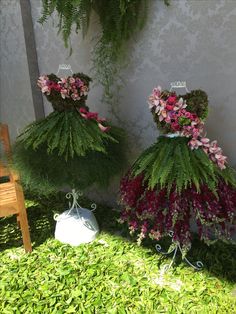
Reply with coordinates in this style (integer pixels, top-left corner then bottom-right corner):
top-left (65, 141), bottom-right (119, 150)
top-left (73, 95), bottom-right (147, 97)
top-left (0, 0), bottom-right (35, 141)
top-left (1, 0), bottom-right (236, 203)
top-left (30, 0), bottom-right (236, 164)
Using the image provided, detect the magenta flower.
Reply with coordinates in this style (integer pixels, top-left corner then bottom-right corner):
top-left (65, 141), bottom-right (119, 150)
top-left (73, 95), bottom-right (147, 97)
top-left (79, 107), bottom-right (110, 133)
top-left (167, 94), bottom-right (177, 105)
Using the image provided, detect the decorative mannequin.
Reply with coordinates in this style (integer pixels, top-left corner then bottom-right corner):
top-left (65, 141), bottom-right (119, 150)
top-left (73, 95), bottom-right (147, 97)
top-left (119, 82), bottom-right (236, 269)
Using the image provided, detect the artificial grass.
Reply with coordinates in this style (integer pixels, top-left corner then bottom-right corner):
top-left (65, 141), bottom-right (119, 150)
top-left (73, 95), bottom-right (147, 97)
top-left (0, 193), bottom-right (236, 313)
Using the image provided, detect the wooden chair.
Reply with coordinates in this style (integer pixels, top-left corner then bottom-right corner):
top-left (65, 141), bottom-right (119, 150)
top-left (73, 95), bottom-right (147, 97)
top-left (0, 124), bottom-right (32, 252)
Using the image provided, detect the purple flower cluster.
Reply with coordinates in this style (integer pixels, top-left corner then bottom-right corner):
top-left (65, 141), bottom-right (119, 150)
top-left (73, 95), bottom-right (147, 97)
top-left (120, 172), bottom-right (236, 250)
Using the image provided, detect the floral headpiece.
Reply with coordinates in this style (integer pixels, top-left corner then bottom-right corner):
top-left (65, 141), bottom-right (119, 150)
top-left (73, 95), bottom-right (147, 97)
top-left (148, 86), bottom-right (227, 169)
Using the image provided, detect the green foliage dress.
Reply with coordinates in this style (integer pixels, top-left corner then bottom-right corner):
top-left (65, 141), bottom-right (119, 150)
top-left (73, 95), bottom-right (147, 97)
top-left (13, 73), bottom-right (126, 195)
top-left (120, 86), bottom-right (236, 251)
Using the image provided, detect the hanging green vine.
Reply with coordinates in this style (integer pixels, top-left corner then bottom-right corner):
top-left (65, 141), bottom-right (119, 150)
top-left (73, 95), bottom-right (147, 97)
top-left (39, 0), bottom-right (170, 107)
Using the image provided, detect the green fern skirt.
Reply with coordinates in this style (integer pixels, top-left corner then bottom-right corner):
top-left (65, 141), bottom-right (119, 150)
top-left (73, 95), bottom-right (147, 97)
top-left (131, 136), bottom-right (236, 193)
top-left (13, 111), bottom-right (126, 195)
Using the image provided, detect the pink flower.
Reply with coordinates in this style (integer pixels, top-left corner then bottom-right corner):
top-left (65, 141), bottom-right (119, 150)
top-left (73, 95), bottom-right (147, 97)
top-left (59, 78), bottom-right (67, 84)
top-left (81, 85), bottom-right (88, 95)
top-left (60, 89), bottom-right (68, 99)
top-left (209, 141), bottom-right (220, 154)
top-left (52, 83), bottom-right (61, 91)
top-left (171, 122), bottom-right (181, 131)
top-left (98, 123), bottom-right (110, 132)
top-left (185, 112), bottom-right (192, 119)
top-left (153, 86), bottom-right (162, 97)
top-left (174, 98), bottom-right (187, 111)
top-left (166, 105), bottom-right (174, 111)
top-left (79, 107), bottom-right (88, 118)
top-left (217, 158), bottom-right (227, 170)
top-left (148, 86), bottom-right (162, 109)
top-left (37, 76), bottom-right (50, 92)
top-left (200, 137), bottom-right (210, 146)
top-left (167, 94), bottom-right (177, 105)
top-left (69, 77), bottom-right (75, 84)
top-left (41, 85), bottom-right (50, 95)
top-left (159, 110), bottom-right (167, 122)
top-left (71, 93), bottom-right (80, 101)
top-left (79, 107), bottom-right (87, 114)
top-left (87, 112), bottom-right (98, 120)
top-left (165, 115), bottom-right (172, 123)
top-left (188, 138), bottom-right (203, 150)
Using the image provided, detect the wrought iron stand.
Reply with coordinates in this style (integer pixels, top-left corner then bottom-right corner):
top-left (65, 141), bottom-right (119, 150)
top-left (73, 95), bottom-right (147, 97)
top-left (155, 231), bottom-right (204, 271)
top-left (54, 189), bottom-right (97, 230)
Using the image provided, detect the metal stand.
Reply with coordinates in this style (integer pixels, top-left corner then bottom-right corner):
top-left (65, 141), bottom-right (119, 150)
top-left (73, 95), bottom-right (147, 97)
top-left (155, 231), bottom-right (203, 271)
top-left (54, 189), bottom-right (97, 231)
top-left (67, 189), bottom-right (96, 211)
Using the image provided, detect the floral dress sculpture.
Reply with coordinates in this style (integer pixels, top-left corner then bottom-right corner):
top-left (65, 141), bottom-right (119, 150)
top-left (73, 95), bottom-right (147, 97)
top-left (119, 86), bottom-right (236, 254)
top-left (13, 72), bottom-right (126, 195)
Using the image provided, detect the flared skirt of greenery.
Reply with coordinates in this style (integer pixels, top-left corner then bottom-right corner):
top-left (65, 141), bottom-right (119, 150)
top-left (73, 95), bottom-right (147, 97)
top-left (13, 111), bottom-right (126, 195)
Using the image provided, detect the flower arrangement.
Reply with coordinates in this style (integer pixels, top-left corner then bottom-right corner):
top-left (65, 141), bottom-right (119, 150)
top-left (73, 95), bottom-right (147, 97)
top-left (37, 73), bottom-right (91, 111)
top-left (37, 73), bottom-right (109, 132)
top-left (38, 75), bottom-right (89, 100)
top-left (148, 86), bottom-right (227, 169)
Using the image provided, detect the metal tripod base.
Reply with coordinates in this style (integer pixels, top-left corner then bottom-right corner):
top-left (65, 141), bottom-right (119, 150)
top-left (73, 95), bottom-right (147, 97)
top-left (155, 232), bottom-right (203, 271)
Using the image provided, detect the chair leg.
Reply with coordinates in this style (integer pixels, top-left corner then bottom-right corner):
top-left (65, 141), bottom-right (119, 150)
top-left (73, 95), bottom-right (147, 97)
top-left (15, 184), bottom-right (32, 253)
top-left (16, 214), bottom-right (21, 228)
top-left (18, 207), bottom-right (32, 253)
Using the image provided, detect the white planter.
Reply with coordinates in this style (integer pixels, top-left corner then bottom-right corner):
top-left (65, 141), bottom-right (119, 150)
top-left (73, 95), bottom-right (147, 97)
top-left (54, 207), bottom-right (99, 246)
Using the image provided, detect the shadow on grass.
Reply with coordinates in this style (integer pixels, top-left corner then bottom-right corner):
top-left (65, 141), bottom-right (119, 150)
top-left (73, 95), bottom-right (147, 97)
top-left (0, 192), bottom-right (236, 284)
top-left (95, 198), bottom-right (236, 284)
top-left (0, 192), bottom-right (66, 251)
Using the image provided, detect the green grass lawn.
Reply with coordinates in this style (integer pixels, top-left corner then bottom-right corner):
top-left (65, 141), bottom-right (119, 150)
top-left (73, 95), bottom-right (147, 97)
top-left (0, 193), bottom-right (236, 314)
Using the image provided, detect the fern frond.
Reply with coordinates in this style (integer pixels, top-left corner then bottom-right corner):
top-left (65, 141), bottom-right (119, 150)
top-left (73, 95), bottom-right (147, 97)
top-left (16, 111), bottom-right (119, 161)
top-left (130, 136), bottom-right (234, 196)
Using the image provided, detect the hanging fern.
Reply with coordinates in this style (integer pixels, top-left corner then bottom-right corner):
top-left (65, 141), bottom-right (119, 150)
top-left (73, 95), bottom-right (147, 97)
top-left (39, 0), bottom-right (170, 106)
